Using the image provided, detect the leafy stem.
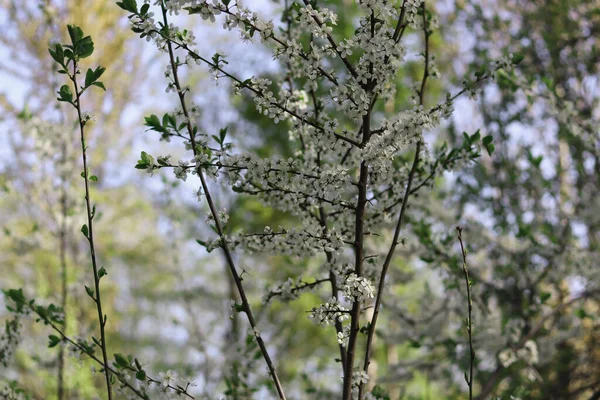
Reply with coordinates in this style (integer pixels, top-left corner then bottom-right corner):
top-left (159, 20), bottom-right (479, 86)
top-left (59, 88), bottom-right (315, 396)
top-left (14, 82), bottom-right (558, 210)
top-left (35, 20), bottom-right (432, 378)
top-left (50, 24), bottom-right (112, 400)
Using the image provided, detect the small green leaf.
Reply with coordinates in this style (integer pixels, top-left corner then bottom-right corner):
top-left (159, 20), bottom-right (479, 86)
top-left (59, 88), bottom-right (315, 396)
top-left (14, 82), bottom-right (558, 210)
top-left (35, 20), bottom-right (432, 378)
top-left (540, 292), bottom-right (551, 303)
top-left (135, 370), bottom-right (147, 381)
top-left (575, 308), bottom-right (588, 319)
top-left (93, 66), bottom-right (106, 80)
top-left (81, 224), bottom-right (89, 237)
top-left (140, 3), bottom-right (150, 15)
top-left (57, 85), bottom-right (73, 104)
top-left (462, 132), bottom-right (470, 144)
top-left (67, 25), bottom-right (84, 45)
top-left (85, 285), bottom-right (94, 299)
top-left (89, 175), bottom-right (98, 182)
top-left (141, 151), bottom-right (154, 164)
top-left (76, 38), bottom-right (94, 59)
top-left (144, 114), bottom-right (167, 133)
top-left (92, 81), bottom-right (106, 91)
top-left (85, 68), bottom-right (95, 87)
top-left (114, 353), bottom-right (130, 368)
top-left (116, 0), bottom-right (137, 13)
top-left (136, 151), bottom-right (155, 169)
top-left (48, 334), bottom-right (61, 348)
top-left (483, 135), bottom-right (495, 156)
top-left (49, 43), bottom-right (64, 65)
top-left (511, 53), bottom-right (524, 65)
top-left (98, 267), bottom-right (107, 279)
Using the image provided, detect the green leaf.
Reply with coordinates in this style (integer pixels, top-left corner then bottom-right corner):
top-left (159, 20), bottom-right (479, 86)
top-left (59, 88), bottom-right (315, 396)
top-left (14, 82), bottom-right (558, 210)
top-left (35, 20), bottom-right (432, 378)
top-left (85, 68), bottom-right (95, 88)
top-left (575, 308), bottom-right (588, 319)
top-left (5, 288), bottom-right (27, 305)
top-left (511, 53), bottom-right (524, 65)
top-left (85, 285), bottom-right (94, 299)
top-left (81, 224), bottom-right (89, 237)
top-left (116, 0), bottom-right (137, 13)
top-left (140, 3), bottom-right (150, 15)
top-left (135, 370), bottom-right (147, 381)
top-left (76, 37), bottom-right (94, 59)
top-left (141, 151), bottom-right (154, 164)
top-left (89, 175), bottom-right (98, 182)
top-left (98, 267), bottom-right (107, 279)
top-left (49, 43), bottom-right (64, 65)
top-left (67, 25), bottom-right (84, 45)
top-left (136, 151), bottom-right (154, 169)
top-left (48, 334), bottom-right (61, 348)
top-left (540, 292), bottom-right (551, 303)
top-left (94, 66), bottom-right (106, 80)
top-left (114, 353), bottom-right (130, 368)
top-left (91, 82), bottom-right (106, 91)
top-left (85, 66), bottom-right (106, 89)
top-left (462, 132), bottom-right (470, 144)
top-left (145, 114), bottom-right (168, 133)
top-left (57, 85), bottom-right (73, 104)
top-left (482, 135), bottom-right (495, 156)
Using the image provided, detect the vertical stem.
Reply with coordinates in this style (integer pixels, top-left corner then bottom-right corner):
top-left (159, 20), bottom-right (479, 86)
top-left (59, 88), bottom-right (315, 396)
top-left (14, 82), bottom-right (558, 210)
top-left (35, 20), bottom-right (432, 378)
top-left (57, 149), bottom-right (68, 400)
top-left (457, 226), bottom-right (475, 400)
top-left (359, 4), bottom-right (429, 398)
top-left (319, 207), bottom-right (348, 371)
top-left (71, 60), bottom-right (112, 400)
top-left (344, 9), bottom-right (377, 399)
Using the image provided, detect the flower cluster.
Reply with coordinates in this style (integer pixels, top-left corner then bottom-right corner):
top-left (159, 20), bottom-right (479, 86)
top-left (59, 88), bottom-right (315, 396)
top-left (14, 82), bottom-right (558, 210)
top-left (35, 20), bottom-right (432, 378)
top-left (309, 298), bottom-right (350, 326)
top-left (341, 273), bottom-right (376, 302)
top-left (498, 340), bottom-right (539, 368)
top-left (230, 223), bottom-right (347, 257)
top-left (352, 369), bottom-right (370, 387)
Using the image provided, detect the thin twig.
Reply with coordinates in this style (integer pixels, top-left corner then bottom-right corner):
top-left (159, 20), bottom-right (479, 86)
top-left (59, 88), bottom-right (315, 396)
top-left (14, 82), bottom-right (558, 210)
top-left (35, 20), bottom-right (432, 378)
top-left (457, 226), bottom-right (475, 400)
top-left (149, 29), bottom-right (362, 149)
top-left (160, 5), bottom-right (286, 399)
top-left (24, 302), bottom-right (199, 400)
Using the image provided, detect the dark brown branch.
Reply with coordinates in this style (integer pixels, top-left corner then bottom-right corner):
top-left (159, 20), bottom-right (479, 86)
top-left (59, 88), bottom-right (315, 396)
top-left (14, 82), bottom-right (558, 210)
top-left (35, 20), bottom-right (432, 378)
top-left (359, 3), bottom-right (430, 397)
top-left (160, 6), bottom-right (287, 399)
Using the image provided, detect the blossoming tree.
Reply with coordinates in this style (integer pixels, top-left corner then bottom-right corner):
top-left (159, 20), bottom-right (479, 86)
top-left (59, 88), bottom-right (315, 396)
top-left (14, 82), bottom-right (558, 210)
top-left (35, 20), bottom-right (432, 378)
top-left (1, 0), bottom-right (598, 399)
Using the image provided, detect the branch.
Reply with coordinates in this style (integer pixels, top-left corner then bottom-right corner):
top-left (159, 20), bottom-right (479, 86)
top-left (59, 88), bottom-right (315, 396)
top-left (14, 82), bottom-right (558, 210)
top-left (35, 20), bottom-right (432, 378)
top-left (160, 6), bottom-right (286, 399)
top-left (457, 226), bottom-right (475, 400)
top-left (70, 57), bottom-right (113, 400)
top-left (359, 3), bottom-right (430, 397)
top-left (150, 29), bottom-right (362, 149)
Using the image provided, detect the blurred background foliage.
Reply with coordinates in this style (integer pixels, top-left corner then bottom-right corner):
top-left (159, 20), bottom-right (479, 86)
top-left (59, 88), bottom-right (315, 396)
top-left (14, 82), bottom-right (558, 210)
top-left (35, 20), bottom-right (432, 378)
top-left (0, 0), bottom-right (598, 399)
